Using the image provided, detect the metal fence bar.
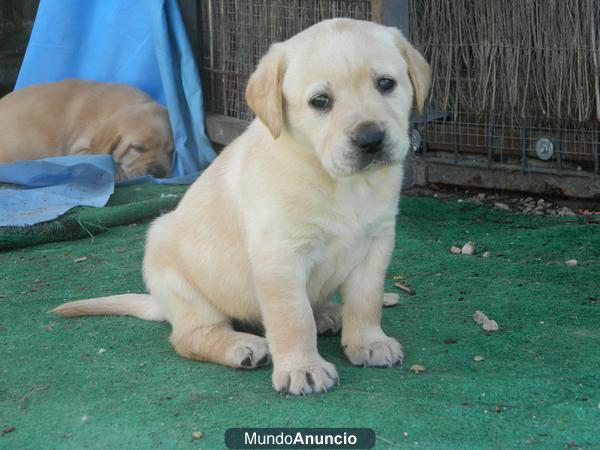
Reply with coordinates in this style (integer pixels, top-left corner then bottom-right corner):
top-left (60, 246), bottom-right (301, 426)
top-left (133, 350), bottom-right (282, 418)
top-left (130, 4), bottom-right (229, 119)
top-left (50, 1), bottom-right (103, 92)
top-left (520, 127), bottom-right (528, 172)
top-left (485, 122), bottom-right (493, 170)
top-left (595, 129), bottom-right (600, 175)
top-left (453, 120), bottom-right (459, 164)
top-left (555, 127), bottom-right (562, 171)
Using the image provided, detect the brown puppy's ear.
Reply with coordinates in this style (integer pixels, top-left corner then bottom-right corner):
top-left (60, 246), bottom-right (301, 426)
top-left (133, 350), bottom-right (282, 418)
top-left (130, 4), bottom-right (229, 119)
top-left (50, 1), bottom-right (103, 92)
top-left (245, 44), bottom-right (286, 139)
top-left (390, 28), bottom-right (432, 114)
top-left (90, 122), bottom-right (122, 155)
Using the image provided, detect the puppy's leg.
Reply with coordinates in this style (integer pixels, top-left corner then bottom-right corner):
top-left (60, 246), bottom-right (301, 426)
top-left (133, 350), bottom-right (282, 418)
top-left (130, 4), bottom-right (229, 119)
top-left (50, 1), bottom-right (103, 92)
top-left (168, 297), bottom-right (270, 369)
top-left (253, 257), bottom-right (338, 394)
top-left (313, 301), bottom-right (342, 335)
top-left (340, 230), bottom-right (404, 367)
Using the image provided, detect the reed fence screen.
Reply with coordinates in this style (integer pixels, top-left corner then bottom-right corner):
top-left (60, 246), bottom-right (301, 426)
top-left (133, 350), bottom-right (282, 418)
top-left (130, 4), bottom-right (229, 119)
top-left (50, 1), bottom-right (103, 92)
top-left (199, 0), bottom-right (371, 121)
top-left (197, 0), bottom-right (600, 192)
top-left (410, 0), bottom-right (600, 176)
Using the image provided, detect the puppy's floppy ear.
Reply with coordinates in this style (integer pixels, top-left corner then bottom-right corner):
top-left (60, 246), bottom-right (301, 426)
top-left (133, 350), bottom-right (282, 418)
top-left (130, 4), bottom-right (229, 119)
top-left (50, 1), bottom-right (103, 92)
top-left (390, 28), bottom-right (431, 114)
top-left (90, 121), bottom-right (122, 155)
top-left (245, 43), bottom-right (286, 139)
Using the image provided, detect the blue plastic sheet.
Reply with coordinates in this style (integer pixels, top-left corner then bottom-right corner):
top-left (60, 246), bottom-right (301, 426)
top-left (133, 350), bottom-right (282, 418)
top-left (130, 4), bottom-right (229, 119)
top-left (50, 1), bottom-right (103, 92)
top-left (1, 0), bottom-right (218, 226)
top-left (0, 156), bottom-right (115, 227)
top-left (15, 0), bottom-right (216, 178)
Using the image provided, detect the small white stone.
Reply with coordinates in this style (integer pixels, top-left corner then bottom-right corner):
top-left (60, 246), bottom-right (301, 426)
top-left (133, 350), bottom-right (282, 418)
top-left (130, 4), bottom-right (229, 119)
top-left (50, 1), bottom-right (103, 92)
top-left (410, 364), bottom-right (426, 373)
top-left (565, 259), bottom-right (578, 267)
top-left (450, 246), bottom-right (462, 254)
top-left (461, 241), bottom-right (475, 255)
top-left (558, 207), bottom-right (575, 217)
top-left (494, 202), bottom-right (510, 211)
top-left (383, 293), bottom-right (400, 307)
top-left (98, 348), bottom-right (106, 354)
top-left (473, 310), bottom-right (487, 324)
top-left (192, 431), bottom-right (203, 439)
top-left (482, 320), bottom-right (499, 332)
top-left (482, 251), bottom-right (491, 258)
top-left (474, 311), bottom-right (499, 331)
top-left (473, 355), bottom-right (485, 362)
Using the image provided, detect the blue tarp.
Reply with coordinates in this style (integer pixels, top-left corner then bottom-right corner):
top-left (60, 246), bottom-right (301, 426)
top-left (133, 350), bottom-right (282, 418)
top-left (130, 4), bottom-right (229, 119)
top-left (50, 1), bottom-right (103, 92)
top-left (0, 0), bottom-right (216, 226)
top-left (16, 0), bottom-right (216, 178)
top-left (0, 156), bottom-right (115, 227)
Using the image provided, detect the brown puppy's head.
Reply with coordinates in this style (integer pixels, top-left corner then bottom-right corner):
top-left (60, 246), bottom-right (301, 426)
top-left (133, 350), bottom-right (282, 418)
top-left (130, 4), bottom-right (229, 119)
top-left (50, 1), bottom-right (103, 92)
top-left (90, 103), bottom-right (173, 180)
top-left (246, 18), bottom-right (431, 178)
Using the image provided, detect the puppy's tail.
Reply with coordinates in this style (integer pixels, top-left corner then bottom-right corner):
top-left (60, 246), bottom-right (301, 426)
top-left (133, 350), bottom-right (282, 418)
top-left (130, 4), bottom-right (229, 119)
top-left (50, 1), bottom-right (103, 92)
top-left (51, 294), bottom-right (165, 322)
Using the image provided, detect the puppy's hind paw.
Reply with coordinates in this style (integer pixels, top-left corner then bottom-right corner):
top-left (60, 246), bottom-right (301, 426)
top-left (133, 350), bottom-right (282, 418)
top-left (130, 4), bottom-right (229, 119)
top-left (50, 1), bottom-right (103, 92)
top-left (313, 302), bottom-right (342, 335)
top-left (228, 335), bottom-right (271, 369)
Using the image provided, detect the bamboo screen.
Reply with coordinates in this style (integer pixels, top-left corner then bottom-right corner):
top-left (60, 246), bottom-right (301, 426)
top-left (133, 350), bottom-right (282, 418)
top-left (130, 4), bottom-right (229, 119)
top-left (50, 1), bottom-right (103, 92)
top-left (410, 0), bottom-right (600, 172)
top-left (197, 0), bottom-right (599, 174)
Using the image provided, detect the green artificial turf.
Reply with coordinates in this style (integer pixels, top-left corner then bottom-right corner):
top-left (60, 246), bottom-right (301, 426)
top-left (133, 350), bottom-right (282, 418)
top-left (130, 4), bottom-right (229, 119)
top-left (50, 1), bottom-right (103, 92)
top-left (0, 184), bottom-right (188, 251)
top-left (1, 189), bottom-right (599, 449)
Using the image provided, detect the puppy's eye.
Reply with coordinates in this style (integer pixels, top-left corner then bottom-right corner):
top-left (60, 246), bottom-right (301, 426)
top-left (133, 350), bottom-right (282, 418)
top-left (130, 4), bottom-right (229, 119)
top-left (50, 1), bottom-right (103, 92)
top-left (309, 95), bottom-right (331, 110)
top-left (130, 145), bottom-right (147, 153)
top-left (377, 77), bottom-right (396, 93)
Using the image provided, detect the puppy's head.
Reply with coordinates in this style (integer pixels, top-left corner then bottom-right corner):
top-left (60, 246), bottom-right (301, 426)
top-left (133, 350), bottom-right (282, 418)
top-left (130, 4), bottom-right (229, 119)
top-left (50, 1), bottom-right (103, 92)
top-left (90, 103), bottom-right (174, 180)
top-left (246, 19), bottom-right (431, 178)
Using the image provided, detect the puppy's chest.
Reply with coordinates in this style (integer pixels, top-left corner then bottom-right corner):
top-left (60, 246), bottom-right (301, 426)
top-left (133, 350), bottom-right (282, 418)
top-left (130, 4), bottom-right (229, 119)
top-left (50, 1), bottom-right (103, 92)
top-left (306, 184), bottom-right (398, 302)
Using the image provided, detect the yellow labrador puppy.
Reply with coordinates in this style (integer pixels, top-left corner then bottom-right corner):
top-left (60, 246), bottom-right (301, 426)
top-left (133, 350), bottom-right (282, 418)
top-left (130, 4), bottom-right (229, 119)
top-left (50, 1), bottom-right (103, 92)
top-left (0, 79), bottom-right (173, 180)
top-left (53, 18), bottom-right (430, 394)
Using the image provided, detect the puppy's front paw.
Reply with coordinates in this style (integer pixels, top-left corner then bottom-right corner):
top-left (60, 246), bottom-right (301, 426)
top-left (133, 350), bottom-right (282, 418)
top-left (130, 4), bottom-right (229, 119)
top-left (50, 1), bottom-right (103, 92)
top-left (228, 335), bottom-right (271, 369)
top-left (272, 357), bottom-right (339, 395)
top-left (344, 336), bottom-right (404, 367)
top-left (313, 302), bottom-right (342, 335)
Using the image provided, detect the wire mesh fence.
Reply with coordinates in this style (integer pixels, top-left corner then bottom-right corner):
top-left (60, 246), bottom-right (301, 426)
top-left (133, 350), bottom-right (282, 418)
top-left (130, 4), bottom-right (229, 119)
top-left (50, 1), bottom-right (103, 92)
top-left (197, 0), bottom-right (599, 195)
top-left (410, 0), bottom-right (600, 177)
top-left (199, 0), bottom-right (371, 121)
top-left (416, 112), bottom-right (599, 175)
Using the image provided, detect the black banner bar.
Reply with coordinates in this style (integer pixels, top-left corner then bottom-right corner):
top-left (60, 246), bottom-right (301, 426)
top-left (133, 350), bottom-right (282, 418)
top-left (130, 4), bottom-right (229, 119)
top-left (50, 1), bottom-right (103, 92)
top-left (225, 428), bottom-right (375, 449)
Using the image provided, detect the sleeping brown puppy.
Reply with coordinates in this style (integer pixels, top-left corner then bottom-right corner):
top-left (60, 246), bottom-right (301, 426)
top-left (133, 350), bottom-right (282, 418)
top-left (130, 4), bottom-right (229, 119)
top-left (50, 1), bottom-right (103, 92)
top-left (0, 79), bottom-right (173, 180)
top-left (53, 19), bottom-right (431, 395)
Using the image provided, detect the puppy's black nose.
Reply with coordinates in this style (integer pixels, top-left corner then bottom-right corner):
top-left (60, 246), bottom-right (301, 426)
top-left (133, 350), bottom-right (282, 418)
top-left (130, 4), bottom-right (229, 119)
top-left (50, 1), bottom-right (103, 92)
top-left (352, 122), bottom-right (385, 154)
top-left (148, 165), bottom-right (167, 178)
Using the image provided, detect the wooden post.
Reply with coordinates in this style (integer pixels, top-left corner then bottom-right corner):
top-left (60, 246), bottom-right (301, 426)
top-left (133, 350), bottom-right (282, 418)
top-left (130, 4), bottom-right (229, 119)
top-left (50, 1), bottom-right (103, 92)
top-left (372, 0), bottom-right (414, 189)
top-left (371, 0), bottom-right (409, 35)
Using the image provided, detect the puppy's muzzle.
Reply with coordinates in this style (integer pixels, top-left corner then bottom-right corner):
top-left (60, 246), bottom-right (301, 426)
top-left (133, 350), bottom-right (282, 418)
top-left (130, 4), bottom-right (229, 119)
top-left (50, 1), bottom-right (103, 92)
top-left (348, 121), bottom-right (394, 172)
top-left (352, 121), bottom-right (385, 155)
top-left (148, 164), bottom-right (168, 178)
